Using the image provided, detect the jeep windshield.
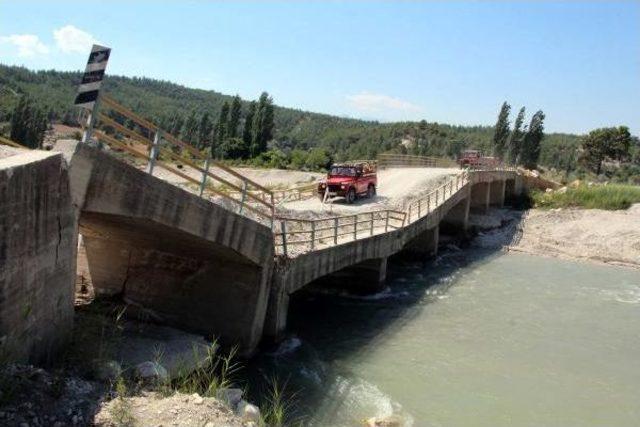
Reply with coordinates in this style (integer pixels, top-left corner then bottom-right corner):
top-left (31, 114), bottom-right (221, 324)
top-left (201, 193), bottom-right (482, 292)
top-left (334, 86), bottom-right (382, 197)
top-left (329, 167), bottom-right (357, 176)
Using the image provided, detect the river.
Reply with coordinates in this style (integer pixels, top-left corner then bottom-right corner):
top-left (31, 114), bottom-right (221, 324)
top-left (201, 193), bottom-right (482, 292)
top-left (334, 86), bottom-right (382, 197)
top-left (246, 250), bottom-right (640, 426)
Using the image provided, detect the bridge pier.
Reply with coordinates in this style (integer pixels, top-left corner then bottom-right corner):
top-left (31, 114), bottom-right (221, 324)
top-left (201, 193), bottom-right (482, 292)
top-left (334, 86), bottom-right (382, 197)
top-left (489, 179), bottom-right (506, 208)
top-left (470, 182), bottom-right (490, 212)
top-left (400, 226), bottom-right (439, 260)
top-left (440, 186), bottom-right (470, 235)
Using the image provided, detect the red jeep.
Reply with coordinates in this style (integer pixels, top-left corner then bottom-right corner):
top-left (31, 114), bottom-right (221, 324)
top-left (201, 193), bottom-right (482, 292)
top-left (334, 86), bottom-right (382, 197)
top-left (317, 161), bottom-right (377, 204)
top-left (458, 150), bottom-right (499, 168)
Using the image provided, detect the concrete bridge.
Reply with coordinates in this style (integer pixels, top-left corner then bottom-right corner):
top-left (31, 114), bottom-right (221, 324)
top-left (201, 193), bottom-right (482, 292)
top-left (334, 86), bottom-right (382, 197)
top-left (1, 137), bottom-right (522, 363)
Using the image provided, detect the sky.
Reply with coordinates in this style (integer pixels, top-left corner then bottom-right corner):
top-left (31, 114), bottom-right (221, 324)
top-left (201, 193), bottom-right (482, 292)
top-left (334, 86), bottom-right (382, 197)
top-left (1, 1), bottom-right (639, 135)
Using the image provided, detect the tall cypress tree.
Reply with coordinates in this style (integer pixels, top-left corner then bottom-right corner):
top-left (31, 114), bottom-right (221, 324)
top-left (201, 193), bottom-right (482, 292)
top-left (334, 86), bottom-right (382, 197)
top-left (243, 101), bottom-right (256, 146)
top-left (228, 95), bottom-right (242, 139)
top-left (506, 107), bottom-right (525, 165)
top-left (492, 101), bottom-right (511, 158)
top-left (198, 112), bottom-right (212, 150)
top-left (250, 92), bottom-right (274, 157)
top-left (181, 111), bottom-right (199, 145)
top-left (521, 110), bottom-right (545, 170)
top-left (215, 101), bottom-right (230, 143)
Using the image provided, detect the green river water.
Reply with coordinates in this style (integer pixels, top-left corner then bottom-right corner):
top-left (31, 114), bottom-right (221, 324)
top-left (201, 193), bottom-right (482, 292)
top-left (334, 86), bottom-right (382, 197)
top-left (247, 250), bottom-right (640, 426)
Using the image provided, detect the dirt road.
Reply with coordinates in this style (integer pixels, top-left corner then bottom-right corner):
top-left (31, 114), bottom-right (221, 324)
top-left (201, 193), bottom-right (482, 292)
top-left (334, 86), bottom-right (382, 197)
top-left (280, 167), bottom-right (460, 217)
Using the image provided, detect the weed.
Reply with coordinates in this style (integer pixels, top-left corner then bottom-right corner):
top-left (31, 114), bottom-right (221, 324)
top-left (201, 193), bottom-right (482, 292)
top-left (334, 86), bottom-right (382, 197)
top-left (109, 377), bottom-right (136, 427)
top-left (531, 184), bottom-right (640, 210)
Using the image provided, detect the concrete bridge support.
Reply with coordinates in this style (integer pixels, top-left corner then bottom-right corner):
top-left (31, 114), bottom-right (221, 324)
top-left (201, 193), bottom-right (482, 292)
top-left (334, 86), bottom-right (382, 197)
top-left (0, 151), bottom-right (76, 364)
top-left (440, 188), bottom-right (470, 235)
top-left (56, 140), bottom-right (275, 356)
top-left (489, 179), bottom-right (506, 208)
top-left (470, 182), bottom-right (490, 212)
top-left (400, 226), bottom-right (439, 260)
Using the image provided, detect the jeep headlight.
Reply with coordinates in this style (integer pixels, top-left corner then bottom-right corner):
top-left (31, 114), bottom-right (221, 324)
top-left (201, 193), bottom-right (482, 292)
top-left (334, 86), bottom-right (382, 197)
top-left (320, 183), bottom-right (326, 188)
top-left (341, 185), bottom-right (346, 189)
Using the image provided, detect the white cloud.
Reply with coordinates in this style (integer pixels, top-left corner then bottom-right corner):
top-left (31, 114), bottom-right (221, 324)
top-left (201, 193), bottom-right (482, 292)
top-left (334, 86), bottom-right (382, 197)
top-left (0, 34), bottom-right (49, 57)
top-left (53, 25), bottom-right (99, 54)
top-left (345, 91), bottom-right (424, 115)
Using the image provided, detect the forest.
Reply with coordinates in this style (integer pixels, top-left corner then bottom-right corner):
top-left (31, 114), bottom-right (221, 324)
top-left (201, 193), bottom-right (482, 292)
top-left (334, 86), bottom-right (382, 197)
top-left (1, 64), bottom-right (638, 182)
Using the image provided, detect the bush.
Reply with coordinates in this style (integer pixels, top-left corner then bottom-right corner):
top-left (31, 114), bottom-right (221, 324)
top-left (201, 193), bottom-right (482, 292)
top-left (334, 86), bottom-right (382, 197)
top-left (531, 184), bottom-right (640, 210)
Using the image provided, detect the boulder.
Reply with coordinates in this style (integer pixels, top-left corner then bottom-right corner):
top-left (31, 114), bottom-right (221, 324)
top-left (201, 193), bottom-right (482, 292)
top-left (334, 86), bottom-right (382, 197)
top-left (92, 359), bottom-right (122, 382)
top-left (216, 387), bottom-right (243, 409)
top-left (135, 361), bottom-right (168, 382)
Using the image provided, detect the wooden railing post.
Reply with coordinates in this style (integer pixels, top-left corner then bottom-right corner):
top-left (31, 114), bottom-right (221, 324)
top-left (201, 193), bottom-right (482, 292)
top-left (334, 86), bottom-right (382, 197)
top-left (370, 212), bottom-right (374, 235)
top-left (280, 221), bottom-right (288, 257)
top-left (408, 204), bottom-right (412, 223)
top-left (353, 215), bottom-right (357, 241)
top-left (146, 130), bottom-right (161, 175)
top-left (310, 221), bottom-right (316, 251)
top-left (238, 181), bottom-right (248, 214)
top-left (385, 211), bottom-right (389, 232)
top-left (198, 157), bottom-right (211, 197)
top-left (333, 218), bottom-right (338, 245)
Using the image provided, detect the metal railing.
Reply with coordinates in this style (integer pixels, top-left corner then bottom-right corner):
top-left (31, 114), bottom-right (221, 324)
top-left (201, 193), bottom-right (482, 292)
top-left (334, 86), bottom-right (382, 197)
top-left (378, 153), bottom-right (456, 169)
top-left (405, 171), bottom-right (469, 224)
top-left (275, 209), bottom-right (406, 256)
top-left (89, 95), bottom-right (276, 226)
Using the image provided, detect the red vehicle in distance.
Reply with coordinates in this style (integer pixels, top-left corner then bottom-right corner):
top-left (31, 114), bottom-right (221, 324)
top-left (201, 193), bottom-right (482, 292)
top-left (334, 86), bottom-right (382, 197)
top-left (458, 150), bottom-right (500, 168)
top-left (317, 161), bottom-right (377, 204)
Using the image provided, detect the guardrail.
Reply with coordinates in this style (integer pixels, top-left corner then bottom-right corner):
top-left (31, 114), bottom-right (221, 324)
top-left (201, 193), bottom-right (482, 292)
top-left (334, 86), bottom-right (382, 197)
top-left (378, 153), bottom-right (437, 168)
top-left (89, 95), bottom-right (276, 226)
top-left (405, 171), bottom-right (469, 224)
top-left (275, 210), bottom-right (406, 256)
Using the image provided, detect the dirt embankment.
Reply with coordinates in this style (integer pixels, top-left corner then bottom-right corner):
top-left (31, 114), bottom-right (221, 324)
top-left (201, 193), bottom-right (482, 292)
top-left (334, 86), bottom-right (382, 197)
top-left (473, 205), bottom-right (640, 269)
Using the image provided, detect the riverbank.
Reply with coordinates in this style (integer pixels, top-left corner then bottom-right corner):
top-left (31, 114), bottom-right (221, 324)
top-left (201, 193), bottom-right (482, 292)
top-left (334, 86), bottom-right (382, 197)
top-left (472, 204), bottom-right (640, 269)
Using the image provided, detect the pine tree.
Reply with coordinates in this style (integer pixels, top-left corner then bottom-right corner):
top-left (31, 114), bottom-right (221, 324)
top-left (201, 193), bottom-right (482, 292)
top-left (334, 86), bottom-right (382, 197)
top-left (492, 101), bottom-right (511, 158)
top-left (521, 110), bottom-right (545, 170)
top-left (170, 113), bottom-right (184, 136)
top-left (181, 111), bottom-right (198, 145)
top-left (198, 112), bottom-right (212, 150)
top-left (10, 96), bottom-right (47, 149)
top-left (242, 101), bottom-right (256, 146)
top-left (228, 95), bottom-right (242, 139)
top-left (250, 92), bottom-right (274, 157)
top-left (506, 107), bottom-right (525, 165)
top-left (215, 101), bottom-right (230, 144)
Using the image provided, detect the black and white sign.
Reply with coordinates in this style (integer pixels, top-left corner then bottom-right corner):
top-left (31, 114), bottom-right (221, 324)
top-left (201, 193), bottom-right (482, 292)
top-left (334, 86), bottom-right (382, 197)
top-left (74, 44), bottom-right (111, 109)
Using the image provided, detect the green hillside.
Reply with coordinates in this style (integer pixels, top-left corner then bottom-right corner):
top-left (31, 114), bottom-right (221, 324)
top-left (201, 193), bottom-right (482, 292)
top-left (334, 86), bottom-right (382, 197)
top-left (0, 63), bottom-right (580, 167)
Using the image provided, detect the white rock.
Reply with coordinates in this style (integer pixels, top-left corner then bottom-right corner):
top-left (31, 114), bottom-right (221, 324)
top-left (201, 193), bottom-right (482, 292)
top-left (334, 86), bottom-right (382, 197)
top-left (135, 361), bottom-right (168, 382)
top-left (236, 400), bottom-right (260, 423)
top-left (192, 393), bottom-right (204, 405)
top-left (216, 387), bottom-right (243, 408)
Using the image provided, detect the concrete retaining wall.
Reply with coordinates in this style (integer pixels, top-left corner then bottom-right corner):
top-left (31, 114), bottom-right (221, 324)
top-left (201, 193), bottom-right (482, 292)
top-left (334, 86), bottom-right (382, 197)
top-left (0, 151), bottom-right (76, 364)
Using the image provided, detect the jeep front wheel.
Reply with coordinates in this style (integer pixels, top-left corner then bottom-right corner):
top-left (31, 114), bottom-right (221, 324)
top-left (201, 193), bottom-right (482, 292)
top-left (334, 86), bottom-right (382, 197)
top-left (367, 184), bottom-right (376, 198)
top-left (346, 188), bottom-right (356, 204)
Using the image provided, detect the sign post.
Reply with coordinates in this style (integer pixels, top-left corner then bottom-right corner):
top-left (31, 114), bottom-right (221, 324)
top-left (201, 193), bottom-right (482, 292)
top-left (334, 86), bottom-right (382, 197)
top-left (75, 44), bottom-right (111, 144)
